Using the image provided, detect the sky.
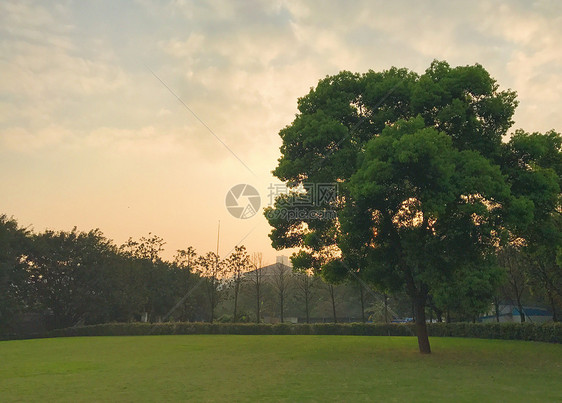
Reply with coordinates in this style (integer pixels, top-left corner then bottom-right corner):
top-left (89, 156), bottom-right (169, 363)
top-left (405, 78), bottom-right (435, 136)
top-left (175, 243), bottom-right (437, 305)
top-left (1, 0), bottom-right (562, 264)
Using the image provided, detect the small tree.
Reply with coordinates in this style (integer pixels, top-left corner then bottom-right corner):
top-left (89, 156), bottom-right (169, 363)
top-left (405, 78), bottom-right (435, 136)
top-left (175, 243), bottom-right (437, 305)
top-left (226, 245), bottom-right (251, 322)
top-left (271, 263), bottom-right (292, 323)
top-left (196, 252), bottom-right (225, 323)
top-left (175, 247), bottom-right (197, 270)
top-left (498, 245), bottom-right (528, 322)
top-left (173, 247), bottom-right (197, 321)
top-left (293, 269), bottom-right (318, 323)
top-left (120, 233), bottom-right (165, 264)
top-left (249, 253), bottom-right (265, 323)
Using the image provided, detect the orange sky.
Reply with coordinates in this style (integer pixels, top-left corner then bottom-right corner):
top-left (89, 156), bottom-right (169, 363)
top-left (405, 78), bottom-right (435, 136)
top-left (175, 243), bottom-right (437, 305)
top-left (1, 0), bottom-right (561, 264)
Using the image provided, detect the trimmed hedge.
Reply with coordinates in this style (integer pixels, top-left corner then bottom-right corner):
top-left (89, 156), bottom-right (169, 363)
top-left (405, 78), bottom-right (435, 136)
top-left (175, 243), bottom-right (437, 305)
top-left (426, 322), bottom-right (561, 343)
top-left (43, 322), bottom-right (415, 338)
top-left (3, 321), bottom-right (560, 343)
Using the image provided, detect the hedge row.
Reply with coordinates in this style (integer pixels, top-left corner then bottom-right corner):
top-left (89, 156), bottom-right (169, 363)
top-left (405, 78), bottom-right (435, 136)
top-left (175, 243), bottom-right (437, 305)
top-left (5, 321), bottom-right (559, 343)
top-left (43, 322), bottom-right (415, 338)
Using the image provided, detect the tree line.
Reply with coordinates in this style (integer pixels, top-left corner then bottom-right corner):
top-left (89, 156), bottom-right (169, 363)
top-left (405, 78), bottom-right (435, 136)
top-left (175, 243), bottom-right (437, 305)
top-left (0, 216), bottom-right (411, 333)
top-left (1, 211), bottom-right (558, 337)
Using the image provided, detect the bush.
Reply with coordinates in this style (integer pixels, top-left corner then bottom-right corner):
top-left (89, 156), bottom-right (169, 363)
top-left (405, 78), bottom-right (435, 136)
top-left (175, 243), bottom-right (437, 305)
top-left (425, 322), bottom-right (561, 343)
top-left (3, 321), bottom-right (560, 343)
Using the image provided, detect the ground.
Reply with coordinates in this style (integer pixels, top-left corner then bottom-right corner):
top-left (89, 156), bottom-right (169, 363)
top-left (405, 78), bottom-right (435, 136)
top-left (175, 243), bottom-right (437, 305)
top-left (0, 335), bottom-right (560, 402)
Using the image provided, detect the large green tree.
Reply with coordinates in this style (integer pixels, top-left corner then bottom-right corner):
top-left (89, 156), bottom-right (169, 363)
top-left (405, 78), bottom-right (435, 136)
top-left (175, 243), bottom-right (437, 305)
top-left (265, 61), bottom-right (545, 353)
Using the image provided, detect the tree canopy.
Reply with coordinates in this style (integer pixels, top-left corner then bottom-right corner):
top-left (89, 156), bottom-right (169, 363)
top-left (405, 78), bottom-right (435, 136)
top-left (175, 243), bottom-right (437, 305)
top-left (266, 60), bottom-right (561, 353)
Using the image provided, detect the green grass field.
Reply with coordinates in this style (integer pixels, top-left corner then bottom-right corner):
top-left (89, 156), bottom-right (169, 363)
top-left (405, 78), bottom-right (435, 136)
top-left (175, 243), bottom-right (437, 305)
top-left (1, 335), bottom-right (560, 402)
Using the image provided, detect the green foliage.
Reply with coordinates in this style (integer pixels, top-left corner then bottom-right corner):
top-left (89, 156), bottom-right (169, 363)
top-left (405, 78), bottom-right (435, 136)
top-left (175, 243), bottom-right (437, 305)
top-left (26, 228), bottom-right (118, 328)
top-left (0, 219), bottom-right (209, 333)
top-left (344, 114), bottom-right (511, 326)
top-left (0, 215), bottom-right (29, 333)
top-left (502, 129), bottom-right (562, 318)
top-left (426, 322), bottom-right (561, 343)
top-left (266, 60), bottom-right (561, 353)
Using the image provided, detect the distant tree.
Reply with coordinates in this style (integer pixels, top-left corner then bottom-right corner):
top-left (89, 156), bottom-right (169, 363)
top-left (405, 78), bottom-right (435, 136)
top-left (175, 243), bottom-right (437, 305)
top-left (119, 234), bottom-right (172, 321)
top-left (321, 261), bottom-right (349, 323)
top-left (27, 228), bottom-right (117, 328)
top-left (346, 273), bottom-right (376, 323)
top-left (271, 263), bottom-right (292, 323)
top-left (226, 246), bottom-right (251, 322)
top-left (291, 250), bottom-right (319, 323)
top-left (120, 233), bottom-right (166, 263)
top-left (196, 252), bottom-right (225, 323)
top-left (106, 252), bottom-right (149, 322)
top-left (526, 247), bottom-right (562, 322)
top-left (249, 253), bottom-right (265, 323)
top-left (173, 247), bottom-right (197, 321)
top-left (293, 270), bottom-right (318, 324)
top-left (497, 245), bottom-right (529, 322)
top-left (433, 263), bottom-right (504, 323)
top-left (175, 247), bottom-right (197, 270)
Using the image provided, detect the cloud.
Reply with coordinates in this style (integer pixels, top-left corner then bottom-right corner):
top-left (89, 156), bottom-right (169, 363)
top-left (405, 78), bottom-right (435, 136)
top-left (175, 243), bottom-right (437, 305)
top-left (473, 1), bottom-right (562, 130)
top-left (1, 0), bottom-right (562, 264)
top-left (0, 125), bottom-right (70, 152)
top-left (3, 0), bottom-right (561, 158)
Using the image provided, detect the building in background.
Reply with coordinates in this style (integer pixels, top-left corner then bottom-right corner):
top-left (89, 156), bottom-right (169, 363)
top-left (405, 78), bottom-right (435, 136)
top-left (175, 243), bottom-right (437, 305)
top-left (480, 304), bottom-right (553, 323)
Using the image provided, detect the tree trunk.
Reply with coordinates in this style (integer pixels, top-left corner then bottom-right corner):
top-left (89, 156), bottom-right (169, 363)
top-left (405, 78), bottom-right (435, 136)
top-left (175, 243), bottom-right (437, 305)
top-left (512, 280), bottom-right (525, 323)
top-left (414, 296), bottom-right (431, 354)
top-left (549, 294), bottom-right (557, 322)
top-left (494, 297), bottom-right (500, 323)
top-left (436, 308), bottom-right (443, 323)
top-left (209, 278), bottom-right (216, 323)
top-left (280, 294), bottom-right (284, 323)
top-left (233, 286), bottom-right (239, 323)
top-left (305, 290), bottom-right (310, 324)
top-left (384, 293), bottom-right (389, 323)
top-left (329, 284), bottom-right (337, 323)
top-left (359, 286), bottom-right (365, 323)
top-left (517, 299), bottom-right (525, 323)
top-left (256, 281), bottom-right (260, 323)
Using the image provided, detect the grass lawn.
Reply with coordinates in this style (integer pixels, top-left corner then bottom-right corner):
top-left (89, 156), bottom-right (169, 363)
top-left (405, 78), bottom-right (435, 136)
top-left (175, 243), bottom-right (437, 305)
top-left (0, 335), bottom-right (560, 402)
